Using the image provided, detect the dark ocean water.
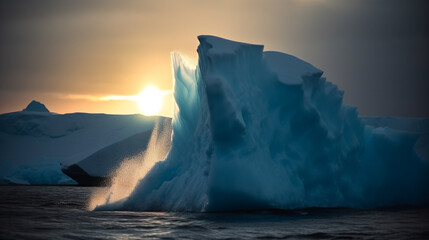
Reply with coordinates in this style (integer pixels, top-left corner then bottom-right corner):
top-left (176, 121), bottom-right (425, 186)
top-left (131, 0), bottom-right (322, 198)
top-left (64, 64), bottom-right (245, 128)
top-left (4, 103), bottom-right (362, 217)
top-left (0, 186), bottom-right (428, 239)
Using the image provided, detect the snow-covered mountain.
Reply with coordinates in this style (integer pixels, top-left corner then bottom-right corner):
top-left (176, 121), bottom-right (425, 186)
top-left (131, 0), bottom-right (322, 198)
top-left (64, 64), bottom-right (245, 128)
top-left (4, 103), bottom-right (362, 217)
top-left (0, 105), bottom-right (160, 184)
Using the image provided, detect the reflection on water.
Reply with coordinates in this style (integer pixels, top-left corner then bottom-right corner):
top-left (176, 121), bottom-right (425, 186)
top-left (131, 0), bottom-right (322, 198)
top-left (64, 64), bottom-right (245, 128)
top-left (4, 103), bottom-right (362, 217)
top-left (0, 186), bottom-right (428, 239)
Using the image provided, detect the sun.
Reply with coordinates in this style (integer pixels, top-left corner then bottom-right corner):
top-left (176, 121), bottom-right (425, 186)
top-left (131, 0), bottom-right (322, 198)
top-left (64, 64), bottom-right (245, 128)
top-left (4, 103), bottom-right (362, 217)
top-left (137, 86), bottom-right (165, 116)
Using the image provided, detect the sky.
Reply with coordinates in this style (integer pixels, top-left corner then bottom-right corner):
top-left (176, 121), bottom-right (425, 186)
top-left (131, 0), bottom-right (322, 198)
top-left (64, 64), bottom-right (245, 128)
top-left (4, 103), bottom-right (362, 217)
top-left (0, 0), bottom-right (428, 117)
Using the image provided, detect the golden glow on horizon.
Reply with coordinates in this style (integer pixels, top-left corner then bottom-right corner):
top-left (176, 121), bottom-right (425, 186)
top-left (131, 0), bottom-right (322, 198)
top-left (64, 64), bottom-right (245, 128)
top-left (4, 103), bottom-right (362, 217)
top-left (137, 86), bottom-right (167, 116)
top-left (41, 86), bottom-right (173, 117)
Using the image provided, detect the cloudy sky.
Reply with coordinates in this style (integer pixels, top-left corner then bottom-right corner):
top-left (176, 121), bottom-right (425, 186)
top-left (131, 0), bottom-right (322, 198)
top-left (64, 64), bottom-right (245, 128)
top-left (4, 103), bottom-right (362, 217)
top-left (1, 0), bottom-right (428, 117)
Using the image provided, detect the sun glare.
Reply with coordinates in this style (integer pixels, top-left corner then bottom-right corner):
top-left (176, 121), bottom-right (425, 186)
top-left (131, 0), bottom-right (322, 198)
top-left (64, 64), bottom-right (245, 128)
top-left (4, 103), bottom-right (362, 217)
top-left (137, 86), bottom-right (165, 116)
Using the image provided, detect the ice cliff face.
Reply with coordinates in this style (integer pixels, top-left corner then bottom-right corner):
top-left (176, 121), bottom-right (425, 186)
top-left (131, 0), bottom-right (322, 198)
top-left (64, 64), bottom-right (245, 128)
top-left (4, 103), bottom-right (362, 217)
top-left (96, 36), bottom-right (429, 211)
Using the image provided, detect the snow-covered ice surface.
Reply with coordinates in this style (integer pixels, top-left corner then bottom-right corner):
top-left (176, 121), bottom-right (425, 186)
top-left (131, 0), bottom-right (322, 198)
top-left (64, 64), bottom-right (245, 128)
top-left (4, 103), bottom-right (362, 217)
top-left (0, 111), bottom-right (157, 184)
top-left (95, 35), bottom-right (429, 212)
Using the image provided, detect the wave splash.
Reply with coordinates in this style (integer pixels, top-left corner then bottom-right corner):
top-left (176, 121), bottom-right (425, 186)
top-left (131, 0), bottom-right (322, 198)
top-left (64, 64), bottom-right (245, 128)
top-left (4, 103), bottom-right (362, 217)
top-left (89, 119), bottom-right (171, 210)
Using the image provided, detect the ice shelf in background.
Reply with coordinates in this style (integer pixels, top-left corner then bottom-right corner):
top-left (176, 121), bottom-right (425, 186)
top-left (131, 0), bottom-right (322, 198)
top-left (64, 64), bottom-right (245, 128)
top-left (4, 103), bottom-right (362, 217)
top-left (0, 111), bottom-right (158, 184)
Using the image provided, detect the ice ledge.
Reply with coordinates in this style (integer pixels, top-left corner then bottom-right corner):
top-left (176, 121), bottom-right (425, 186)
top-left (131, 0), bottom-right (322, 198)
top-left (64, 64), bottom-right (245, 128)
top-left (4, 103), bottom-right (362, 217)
top-left (198, 35), bottom-right (264, 56)
top-left (264, 51), bottom-right (323, 85)
top-left (197, 35), bottom-right (322, 85)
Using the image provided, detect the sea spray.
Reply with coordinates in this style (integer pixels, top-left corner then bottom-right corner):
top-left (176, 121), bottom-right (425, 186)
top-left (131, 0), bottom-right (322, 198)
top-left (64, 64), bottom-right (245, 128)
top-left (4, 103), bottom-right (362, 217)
top-left (89, 119), bottom-right (171, 210)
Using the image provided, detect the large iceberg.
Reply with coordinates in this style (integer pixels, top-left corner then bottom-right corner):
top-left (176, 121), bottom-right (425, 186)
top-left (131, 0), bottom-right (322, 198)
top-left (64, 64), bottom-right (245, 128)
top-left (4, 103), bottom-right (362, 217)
top-left (96, 36), bottom-right (429, 211)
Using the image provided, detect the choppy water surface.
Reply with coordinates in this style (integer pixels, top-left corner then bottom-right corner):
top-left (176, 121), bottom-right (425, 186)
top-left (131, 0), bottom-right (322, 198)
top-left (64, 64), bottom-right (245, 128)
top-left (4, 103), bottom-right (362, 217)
top-left (0, 186), bottom-right (428, 239)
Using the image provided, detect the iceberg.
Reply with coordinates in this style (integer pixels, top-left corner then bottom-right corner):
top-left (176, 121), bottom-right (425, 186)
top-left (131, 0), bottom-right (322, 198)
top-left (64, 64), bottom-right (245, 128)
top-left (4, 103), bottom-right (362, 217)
top-left (95, 36), bottom-right (429, 211)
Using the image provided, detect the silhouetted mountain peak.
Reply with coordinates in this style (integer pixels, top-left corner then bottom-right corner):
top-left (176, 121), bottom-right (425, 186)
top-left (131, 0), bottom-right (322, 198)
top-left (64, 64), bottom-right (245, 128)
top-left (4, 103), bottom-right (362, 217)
top-left (23, 100), bottom-right (49, 112)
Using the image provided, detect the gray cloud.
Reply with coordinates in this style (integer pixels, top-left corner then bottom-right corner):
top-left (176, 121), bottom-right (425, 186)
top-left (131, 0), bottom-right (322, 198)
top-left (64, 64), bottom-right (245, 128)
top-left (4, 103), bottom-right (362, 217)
top-left (0, 0), bottom-right (428, 116)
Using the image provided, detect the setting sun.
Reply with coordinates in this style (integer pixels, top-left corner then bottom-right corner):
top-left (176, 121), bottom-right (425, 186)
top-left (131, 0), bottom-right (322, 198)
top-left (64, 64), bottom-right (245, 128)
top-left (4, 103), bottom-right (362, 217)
top-left (137, 86), bottom-right (166, 116)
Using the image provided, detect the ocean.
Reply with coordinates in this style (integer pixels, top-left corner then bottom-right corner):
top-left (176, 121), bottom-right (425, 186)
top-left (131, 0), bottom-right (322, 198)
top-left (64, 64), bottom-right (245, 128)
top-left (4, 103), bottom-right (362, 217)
top-left (0, 186), bottom-right (428, 239)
